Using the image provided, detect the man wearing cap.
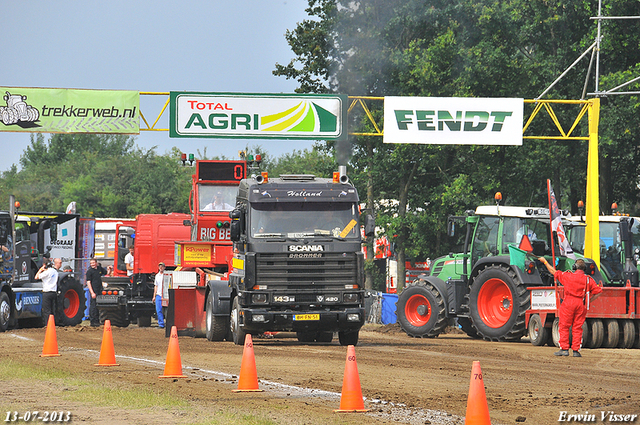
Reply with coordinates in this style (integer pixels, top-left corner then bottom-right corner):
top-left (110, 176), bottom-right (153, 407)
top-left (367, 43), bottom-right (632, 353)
top-left (203, 191), bottom-right (233, 211)
top-left (152, 262), bottom-right (166, 328)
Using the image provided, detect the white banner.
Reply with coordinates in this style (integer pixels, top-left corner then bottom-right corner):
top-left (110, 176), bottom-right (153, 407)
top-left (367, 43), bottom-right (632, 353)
top-left (384, 97), bottom-right (523, 145)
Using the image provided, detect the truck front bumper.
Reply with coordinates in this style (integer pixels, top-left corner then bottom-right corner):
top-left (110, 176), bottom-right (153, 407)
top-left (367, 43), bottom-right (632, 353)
top-left (240, 307), bottom-right (365, 333)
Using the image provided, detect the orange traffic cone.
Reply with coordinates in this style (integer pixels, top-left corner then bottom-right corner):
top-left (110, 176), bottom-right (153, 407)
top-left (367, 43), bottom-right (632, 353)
top-left (465, 361), bottom-right (491, 424)
top-left (40, 315), bottom-right (60, 357)
top-left (94, 320), bottom-right (119, 366)
top-left (233, 334), bottom-right (263, 392)
top-left (334, 345), bottom-right (368, 413)
top-left (159, 326), bottom-right (186, 378)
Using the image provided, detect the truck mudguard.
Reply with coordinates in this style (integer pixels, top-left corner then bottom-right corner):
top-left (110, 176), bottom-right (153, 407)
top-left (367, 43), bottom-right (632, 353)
top-left (208, 280), bottom-right (232, 316)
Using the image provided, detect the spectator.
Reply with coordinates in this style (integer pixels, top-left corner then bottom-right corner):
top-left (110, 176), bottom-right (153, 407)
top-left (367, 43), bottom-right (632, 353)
top-left (35, 257), bottom-right (58, 324)
top-left (152, 262), bottom-right (166, 329)
top-left (86, 258), bottom-right (107, 327)
top-left (203, 191), bottom-right (233, 211)
top-left (124, 246), bottom-right (134, 277)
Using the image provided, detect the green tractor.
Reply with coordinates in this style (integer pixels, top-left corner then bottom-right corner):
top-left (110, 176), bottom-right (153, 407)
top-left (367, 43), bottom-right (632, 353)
top-left (397, 199), bottom-right (602, 341)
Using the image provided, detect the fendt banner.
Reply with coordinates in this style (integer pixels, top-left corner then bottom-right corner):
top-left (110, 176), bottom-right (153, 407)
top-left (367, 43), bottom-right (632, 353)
top-left (0, 87), bottom-right (139, 134)
top-left (170, 92), bottom-right (347, 140)
top-left (384, 97), bottom-right (524, 145)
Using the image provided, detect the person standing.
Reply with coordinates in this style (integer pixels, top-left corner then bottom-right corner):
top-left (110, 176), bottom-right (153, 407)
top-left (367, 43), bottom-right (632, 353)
top-left (539, 258), bottom-right (603, 357)
top-left (124, 246), bottom-right (134, 277)
top-left (86, 258), bottom-right (107, 327)
top-left (152, 262), bottom-right (166, 328)
top-left (35, 257), bottom-right (58, 324)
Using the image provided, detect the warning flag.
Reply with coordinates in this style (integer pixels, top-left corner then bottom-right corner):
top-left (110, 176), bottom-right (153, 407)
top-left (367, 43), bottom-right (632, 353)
top-left (547, 180), bottom-right (575, 259)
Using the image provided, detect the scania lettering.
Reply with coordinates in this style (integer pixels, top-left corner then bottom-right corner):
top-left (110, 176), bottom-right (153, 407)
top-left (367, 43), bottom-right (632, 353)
top-left (394, 110), bottom-right (514, 132)
top-left (288, 245), bottom-right (324, 252)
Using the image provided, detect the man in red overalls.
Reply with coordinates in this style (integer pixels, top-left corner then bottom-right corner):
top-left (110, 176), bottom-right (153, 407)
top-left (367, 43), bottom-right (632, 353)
top-left (539, 258), bottom-right (602, 357)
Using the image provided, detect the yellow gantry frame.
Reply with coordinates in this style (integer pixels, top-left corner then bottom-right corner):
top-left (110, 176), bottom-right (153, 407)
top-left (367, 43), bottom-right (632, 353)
top-left (140, 94), bottom-right (600, 266)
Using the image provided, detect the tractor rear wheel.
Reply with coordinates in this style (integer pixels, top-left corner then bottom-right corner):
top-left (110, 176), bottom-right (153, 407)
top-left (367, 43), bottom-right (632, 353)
top-left (396, 279), bottom-right (447, 338)
top-left (528, 314), bottom-right (548, 346)
top-left (57, 278), bottom-right (85, 326)
top-left (468, 265), bottom-right (529, 341)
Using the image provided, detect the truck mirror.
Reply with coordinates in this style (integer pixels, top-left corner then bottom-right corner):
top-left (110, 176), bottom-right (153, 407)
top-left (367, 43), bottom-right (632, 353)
top-left (364, 214), bottom-right (375, 237)
top-left (183, 219), bottom-right (192, 226)
top-left (620, 218), bottom-right (631, 241)
top-left (447, 220), bottom-right (455, 237)
top-left (230, 221), bottom-right (241, 241)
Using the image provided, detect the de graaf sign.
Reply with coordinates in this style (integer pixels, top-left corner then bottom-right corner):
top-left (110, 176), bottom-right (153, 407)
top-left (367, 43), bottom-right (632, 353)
top-left (0, 87), bottom-right (139, 134)
top-left (384, 96), bottom-right (524, 145)
top-left (169, 92), bottom-right (347, 140)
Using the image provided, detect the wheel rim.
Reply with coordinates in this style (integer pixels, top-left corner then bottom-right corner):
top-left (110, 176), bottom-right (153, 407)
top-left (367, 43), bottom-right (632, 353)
top-left (1, 299), bottom-right (10, 325)
top-left (63, 289), bottom-right (80, 319)
top-left (530, 318), bottom-right (540, 339)
top-left (404, 294), bottom-right (431, 326)
top-left (477, 277), bottom-right (513, 328)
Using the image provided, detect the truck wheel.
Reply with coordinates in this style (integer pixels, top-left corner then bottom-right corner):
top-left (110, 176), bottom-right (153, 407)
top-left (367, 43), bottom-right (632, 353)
top-left (457, 317), bottom-right (480, 339)
top-left (0, 292), bottom-right (11, 332)
top-left (206, 292), bottom-right (227, 341)
top-left (230, 296), bottom-right (246, 345)
top-left (634, 321), bottom-right (640, 349)
top-left (602, 319), bottom-right (619, 348)
top-left (551, 317), bottom-right (561, 347)
top-left (468, 265), bottom-right (529, 341)
top-left (100, 307), bottom-right (130, 328)
top-left (137, 315), bottom-right (152, 328)
top-left (586, 319), bottom-right (604, 348)
top-left (338, 330), bottom-right (359, 346)
top-left (396, 279), bottom-right (447, 338)
top-left (619, 319), bottom-right (635, 349)
top-left (528, 314), bottom-right (548, 346)
top-left (57, 278), bottom-right (85, 326)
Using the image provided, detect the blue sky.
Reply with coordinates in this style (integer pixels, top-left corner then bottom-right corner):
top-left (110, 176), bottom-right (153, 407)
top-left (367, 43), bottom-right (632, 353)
top-left (1, 0), bottom-right (315, 171)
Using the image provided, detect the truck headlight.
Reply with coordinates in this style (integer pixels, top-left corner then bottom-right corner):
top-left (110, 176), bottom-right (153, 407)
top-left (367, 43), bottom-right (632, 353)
top-left (343, 293), bottom-right (359, 303)
top-left (252, 314), bottom-right (265, 322)
top-left (347, 313), bottom-right (360, 322)
top-left (252, 293), bottom-right (268, 304)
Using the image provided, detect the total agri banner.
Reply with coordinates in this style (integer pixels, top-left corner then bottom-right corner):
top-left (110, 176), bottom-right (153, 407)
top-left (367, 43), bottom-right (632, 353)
top-left (170, 92), bottom-right (347, 140)
top-left (0, 87), bottom-right (139, 134)
top-left (384, 96), bottom-right (524, 145)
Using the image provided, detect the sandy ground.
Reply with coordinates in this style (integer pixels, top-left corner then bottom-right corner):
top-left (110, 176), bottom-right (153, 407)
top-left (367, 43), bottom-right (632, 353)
top-left (1, 323), bottom-right (639, 425)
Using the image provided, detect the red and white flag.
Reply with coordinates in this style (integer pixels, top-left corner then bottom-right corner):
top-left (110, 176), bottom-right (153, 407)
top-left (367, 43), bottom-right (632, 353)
top-left (547, 180), bottom-right (575, 259)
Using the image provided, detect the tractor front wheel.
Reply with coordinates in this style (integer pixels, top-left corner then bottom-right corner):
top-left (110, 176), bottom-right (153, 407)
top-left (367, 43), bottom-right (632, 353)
top-left (396, 279), bottom-right (447, 338)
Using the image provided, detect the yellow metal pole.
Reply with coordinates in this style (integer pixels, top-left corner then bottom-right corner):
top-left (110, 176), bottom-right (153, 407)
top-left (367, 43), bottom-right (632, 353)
top-left (584, 98), bottom-right (600, 267)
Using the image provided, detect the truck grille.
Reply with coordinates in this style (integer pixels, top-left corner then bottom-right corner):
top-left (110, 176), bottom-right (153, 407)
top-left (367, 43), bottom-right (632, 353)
top-left (255, 252), bottom-right (358, 290)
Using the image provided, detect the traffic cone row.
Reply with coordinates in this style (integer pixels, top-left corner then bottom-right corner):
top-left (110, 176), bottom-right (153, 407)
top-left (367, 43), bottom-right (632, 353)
top-left (40, 321), bottom-right (492, 418)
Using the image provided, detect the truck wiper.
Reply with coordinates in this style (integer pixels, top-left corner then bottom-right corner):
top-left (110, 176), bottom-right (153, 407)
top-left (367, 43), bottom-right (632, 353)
top-left (253, 233), bottom-right (284, 238)
top-left (299, 231), bottom-right (346, 241)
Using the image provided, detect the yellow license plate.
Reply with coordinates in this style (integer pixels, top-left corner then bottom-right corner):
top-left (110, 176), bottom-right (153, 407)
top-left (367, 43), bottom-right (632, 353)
top-left (293, 314), bottom-right (320, 321)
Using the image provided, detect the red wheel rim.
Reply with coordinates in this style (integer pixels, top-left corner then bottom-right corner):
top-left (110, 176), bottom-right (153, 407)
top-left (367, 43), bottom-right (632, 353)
top-left (477, 278), bottom-right (513, 328)
top-left (63, 290), bottom-right (80, 319)
top-left (404, 294), bottom-right (431, 326)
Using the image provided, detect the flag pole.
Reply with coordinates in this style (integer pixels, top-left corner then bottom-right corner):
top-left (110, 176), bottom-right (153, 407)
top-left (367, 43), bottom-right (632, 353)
top-left (546, 179), bottom-right (556, 264)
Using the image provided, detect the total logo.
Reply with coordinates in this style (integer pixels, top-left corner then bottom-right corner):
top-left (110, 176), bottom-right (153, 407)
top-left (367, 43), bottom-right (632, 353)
top-left (200, 227), bottom-right (231, 241)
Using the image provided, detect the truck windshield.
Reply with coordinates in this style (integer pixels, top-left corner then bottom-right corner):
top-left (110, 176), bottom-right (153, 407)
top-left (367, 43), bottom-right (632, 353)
top-left (199, 185), bottom-right (238, 212)
top-left (250, 203), bottom-right (360, 239)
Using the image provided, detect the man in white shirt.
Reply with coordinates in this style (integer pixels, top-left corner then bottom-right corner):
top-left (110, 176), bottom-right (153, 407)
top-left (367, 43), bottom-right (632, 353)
top-left (203, 192), bottom-right (233, 211)
top-left (36, 257), bottom-right (58, 324)
top-left (124, 246), bottom-right (134, 277)
top-left (152, 262), bottom-right (166, 328)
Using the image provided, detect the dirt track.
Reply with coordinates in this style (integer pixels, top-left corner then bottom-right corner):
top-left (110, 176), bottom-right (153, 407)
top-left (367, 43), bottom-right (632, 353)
top-left (1, 323), bottom-right (639, 425)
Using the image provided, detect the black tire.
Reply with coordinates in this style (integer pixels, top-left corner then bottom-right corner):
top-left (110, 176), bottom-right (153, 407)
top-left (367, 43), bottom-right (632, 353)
top-left (316, 331), bottom-right (333, 343)
top-left (56, 278), bottom-right (85, 327)
top-left (552, 317), bottom-right (561, 348)
top-left (528, 314), bottom-right (549, 346)
top-left (457, 317), bottom-right (480, 339)
top-left (338, 330), bottom-right (359, 346)
top-left (468, 265), bottom-right (529, 341)
top-left (205, 292), bottom-right (227, 341)
top-left (603, 319), bottom-right (619, 348)
top-left (634, 321), bottom-right (640, 349)
top-left (581, 321), bottom-right (589, 349)
top-left (396, 279), bottom-right (447, 338)
top-left (296, 331), bottom-right (316, 343)
top-left (100, 307), bottom-right (130, 328)
top-left (230, 296), bottom-right (246, 345)
top-left (586, 319), bottom-right (604, 349)
top-left (619, 319), bottom-right (635, 349)
top-left (0, 291), bottom-right (11, 332)
top-left (137, 315), bottom-right (152, 328)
